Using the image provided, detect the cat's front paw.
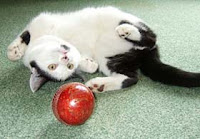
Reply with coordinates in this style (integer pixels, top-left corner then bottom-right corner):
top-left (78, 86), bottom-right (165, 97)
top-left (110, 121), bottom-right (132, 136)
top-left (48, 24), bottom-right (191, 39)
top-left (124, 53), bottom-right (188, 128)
top-left (79, 57), bottom-right (98, 73)
top-left (85, 78), bottom-right (106, 93)
top-left (7, 38), bottom-right (26, 61)
top-left (115, 24), bottom-right (141, 41)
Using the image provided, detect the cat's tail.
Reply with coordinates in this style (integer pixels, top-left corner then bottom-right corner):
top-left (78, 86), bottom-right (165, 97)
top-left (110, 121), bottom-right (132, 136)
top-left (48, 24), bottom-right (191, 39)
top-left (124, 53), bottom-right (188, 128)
top-left (140, 46), bottom-right (200, 87)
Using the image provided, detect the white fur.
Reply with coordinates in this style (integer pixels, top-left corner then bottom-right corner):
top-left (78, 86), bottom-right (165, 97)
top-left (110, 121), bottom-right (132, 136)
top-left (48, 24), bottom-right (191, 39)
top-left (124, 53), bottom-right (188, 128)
top-left (7, 7), bottom-right (145, 93)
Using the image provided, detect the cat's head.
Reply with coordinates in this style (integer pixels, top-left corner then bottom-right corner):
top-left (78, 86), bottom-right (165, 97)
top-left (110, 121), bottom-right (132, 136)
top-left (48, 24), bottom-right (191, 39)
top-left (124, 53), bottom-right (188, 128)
top-left (23, 35), bottom-right (81, 92)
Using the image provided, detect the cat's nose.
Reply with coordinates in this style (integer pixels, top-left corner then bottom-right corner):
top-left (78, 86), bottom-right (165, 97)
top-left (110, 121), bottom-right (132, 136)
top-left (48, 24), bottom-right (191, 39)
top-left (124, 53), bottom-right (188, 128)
top-left (61, 56), bottom-right (69, 63)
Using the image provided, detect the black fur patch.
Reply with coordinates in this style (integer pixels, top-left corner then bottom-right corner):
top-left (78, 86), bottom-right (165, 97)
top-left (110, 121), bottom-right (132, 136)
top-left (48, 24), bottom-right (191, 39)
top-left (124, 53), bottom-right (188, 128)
top-left (137, 22), bottom-right (157, 48)
top-left (61, 44), bottom-right (70, 51)
top-left (107, 49), bottom-right (146, 78)
top-left (20, 30), bottom-right (30, 45)
top-left (122, 78), bottom-right (138, 88)
top-left (30, 61), bottom-right (58, 81)
top-left (119, 20), bottom-right (133, 25)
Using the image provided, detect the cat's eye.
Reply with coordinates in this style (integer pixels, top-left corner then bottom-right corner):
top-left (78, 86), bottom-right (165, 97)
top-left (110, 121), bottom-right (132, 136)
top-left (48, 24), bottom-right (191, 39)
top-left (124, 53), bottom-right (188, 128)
top-left (67, 63), bottom-right (74, 70)
top-left (48, 64), bottom-right (57, 70)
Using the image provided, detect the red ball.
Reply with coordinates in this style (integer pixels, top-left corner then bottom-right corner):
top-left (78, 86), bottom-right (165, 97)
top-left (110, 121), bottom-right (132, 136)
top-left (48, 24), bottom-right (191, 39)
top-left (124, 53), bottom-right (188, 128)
top-left (52, 82), bottom-right (95, 125)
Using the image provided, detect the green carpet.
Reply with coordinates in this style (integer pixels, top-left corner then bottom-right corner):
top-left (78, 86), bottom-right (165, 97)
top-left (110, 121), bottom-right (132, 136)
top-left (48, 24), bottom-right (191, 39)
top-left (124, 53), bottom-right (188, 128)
top-left (1, 0), bottom-right (200, 138)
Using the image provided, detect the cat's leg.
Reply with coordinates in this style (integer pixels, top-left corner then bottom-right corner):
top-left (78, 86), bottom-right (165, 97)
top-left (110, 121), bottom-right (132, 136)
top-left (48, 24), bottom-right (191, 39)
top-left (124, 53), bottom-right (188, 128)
top-left (116, 21), bottom-right (156, 48)
top-left (78, 56), bottom-right (98, 73)
top-left (85, 73), bottom-right (138, 93)
top-left (7, 30), bottom-right (31, 61)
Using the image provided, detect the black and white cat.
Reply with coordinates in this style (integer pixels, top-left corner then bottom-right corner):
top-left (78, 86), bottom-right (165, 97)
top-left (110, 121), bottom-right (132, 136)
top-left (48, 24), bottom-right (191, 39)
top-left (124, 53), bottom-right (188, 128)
top-left (7, 7), bottom-right (200, 93)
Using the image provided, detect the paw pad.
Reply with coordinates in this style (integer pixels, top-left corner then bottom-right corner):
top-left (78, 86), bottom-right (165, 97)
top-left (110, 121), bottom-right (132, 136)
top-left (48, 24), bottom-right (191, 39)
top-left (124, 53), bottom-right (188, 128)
top-left (88, 84), bottom-right (105, 93)
top-left (93, 84), bottom-right (98, 88)
top-left (97, 85), bottom-right (104, 92)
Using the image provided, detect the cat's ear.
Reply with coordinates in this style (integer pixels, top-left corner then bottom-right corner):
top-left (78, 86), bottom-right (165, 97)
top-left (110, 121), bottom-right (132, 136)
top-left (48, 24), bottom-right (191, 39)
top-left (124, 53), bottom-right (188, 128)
top-left (30, 68), bottom-right (48, 92)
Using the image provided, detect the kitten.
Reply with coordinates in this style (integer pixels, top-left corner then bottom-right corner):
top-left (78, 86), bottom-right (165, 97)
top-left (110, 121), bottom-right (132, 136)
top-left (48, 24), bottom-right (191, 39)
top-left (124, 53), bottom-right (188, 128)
top-left (7, 7), bottom-right (200, 93)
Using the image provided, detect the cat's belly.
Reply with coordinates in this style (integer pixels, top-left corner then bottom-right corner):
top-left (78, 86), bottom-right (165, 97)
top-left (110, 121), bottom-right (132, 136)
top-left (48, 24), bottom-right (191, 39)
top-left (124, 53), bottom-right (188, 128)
top-left (59, 22), bottom-right (133, 58)
top-left (94, 34), bottom-right (134, 75)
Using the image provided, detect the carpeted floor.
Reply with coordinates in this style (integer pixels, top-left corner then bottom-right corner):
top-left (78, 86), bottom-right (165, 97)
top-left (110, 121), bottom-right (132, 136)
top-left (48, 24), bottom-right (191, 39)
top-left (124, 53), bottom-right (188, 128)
top-left (1, 0), bottom-right (200, 138)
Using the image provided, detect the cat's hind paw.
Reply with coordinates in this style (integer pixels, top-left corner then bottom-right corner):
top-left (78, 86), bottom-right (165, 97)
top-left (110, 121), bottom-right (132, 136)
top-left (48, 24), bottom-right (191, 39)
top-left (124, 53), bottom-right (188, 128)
top-left (7, 38), bottom-right (26, 61)
top-left (116, 24), bottom-right (141, 41)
